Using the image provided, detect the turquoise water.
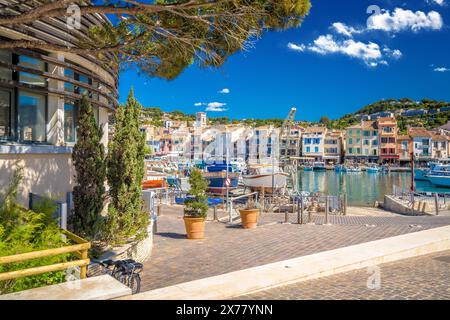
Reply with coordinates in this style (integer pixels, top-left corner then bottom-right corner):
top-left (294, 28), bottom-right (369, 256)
top-left (298, 171), bottom-right (450, 207)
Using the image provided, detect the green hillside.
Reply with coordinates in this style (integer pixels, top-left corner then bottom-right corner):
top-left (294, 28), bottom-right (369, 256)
top-left (328, 98), bottom-right (450, 133)
top-left (140, 98), bottom-right (450, 132)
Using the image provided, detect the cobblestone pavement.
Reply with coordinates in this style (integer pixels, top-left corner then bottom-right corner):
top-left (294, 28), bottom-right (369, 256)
top-left (237, 250), bottom-right (450, 300)
top-left (140, 205), bottom-right (450, 292)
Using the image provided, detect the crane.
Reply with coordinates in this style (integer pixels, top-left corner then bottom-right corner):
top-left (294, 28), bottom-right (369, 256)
top-left (279, 107), bottom-right (297, 164)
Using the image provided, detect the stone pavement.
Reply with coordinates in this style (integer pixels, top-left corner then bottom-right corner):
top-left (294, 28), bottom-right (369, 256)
top-left (139, 205), bottom-right (450, 293)
top-left (237, 250), bottom-right (450, 300)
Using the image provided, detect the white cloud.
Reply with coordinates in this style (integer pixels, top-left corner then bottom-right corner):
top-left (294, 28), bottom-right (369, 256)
top-left (287, 42), bottom-right (306, 52)
top-left (368, 8), bottom-right (443, 32)
top-left (383, 48), bottom-right (403, 59)
top-left (206, 102), bottom-right (228, 112)
top-left (434, 67), bottom-right (450, 72)
top-left (289, 35), bottom-right (402, 67)
top-left (218, 88), bottom-right (230, 94)
top-left (428, 0), bottom-right (445, 6)
top-left (331, 22), bottom-right (362, 37)
top-left (194, 102), bottom-right (204, 107)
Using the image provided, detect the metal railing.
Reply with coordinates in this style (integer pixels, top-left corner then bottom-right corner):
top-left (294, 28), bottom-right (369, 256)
top-left (291, 193), bottom-right (347, 225)
top-left (227, 192), bottom-right (259, 223)
top-left (392, 185), bottom-right (450, 215)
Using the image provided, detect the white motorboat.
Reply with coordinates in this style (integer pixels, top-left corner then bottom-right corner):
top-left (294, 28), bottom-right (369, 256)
top-left (313, 161), bottom-right (327, 171)
top-left (366, 164), bottom-right (381, 173)
top-left (243, 164), bottom-right (288, 193)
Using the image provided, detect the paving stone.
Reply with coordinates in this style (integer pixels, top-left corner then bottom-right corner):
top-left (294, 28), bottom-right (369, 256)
top-left (140, 205), bottom-right (450, 292)
top-left (237, 250), bottom-right (450, 300)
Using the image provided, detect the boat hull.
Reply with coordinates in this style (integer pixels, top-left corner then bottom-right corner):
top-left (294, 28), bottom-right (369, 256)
top-left (142, 179), bottom-right (167, 189)
top-left (243, 173), bottom-right (288, 193)
top-left (427, 175), bottom-right (450, 188)
top-left (203, 172), bottom-right (239, 195)
top-left (414, 169), bottom-right (430, 181)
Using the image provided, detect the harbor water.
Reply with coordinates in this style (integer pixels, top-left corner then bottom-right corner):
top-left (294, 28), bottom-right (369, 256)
top-left (298, 171), bottom-right (450, 207)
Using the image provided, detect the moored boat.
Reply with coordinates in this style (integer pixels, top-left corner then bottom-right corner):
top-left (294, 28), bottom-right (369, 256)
top-left (425, 164), bottom-right (450, 188)
top-left (313, 161), bottom-right (327, 171)
top-left (142, 171), bottom-right (168, 189)
top-left (414, 162), bottom-right (440, 181)
top-left (367, 164), bottom-right (381, 173)
top-left (203, 171), bottom-right (239, 195)
top-left (243, 165), bottom-right (288, 193)
top-left (345, 166), bottom-right (362, 173)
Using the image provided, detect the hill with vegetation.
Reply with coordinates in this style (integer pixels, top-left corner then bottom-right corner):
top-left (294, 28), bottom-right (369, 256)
top-left (139, 98), bottom-right (450, 132)
top-left (325, 98), bottom-right (450, 133)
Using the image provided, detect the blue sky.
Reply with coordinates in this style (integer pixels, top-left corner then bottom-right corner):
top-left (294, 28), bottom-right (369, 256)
top-left (118, 0), bottom-right (450, 121)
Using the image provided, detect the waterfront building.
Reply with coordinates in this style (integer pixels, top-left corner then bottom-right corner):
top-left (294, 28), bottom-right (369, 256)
top-left (302, 127), bottom-right (326, 161)
top-left (377, 117), bottom-right (399, 163)
top-left (345, 123), bottom-right (363, 161)
top-left (397, 135), bottom-right (412, 163)
top-left (324, 130), bottom-right (344, 164)
top-left (431, 134), bottom-right (449, 160)
top-left (361, 121), bottom-right (379, 162)
top-left (280, 126), bottom-right (303, 158)
top-left (409, 127), bottom-right (433, 162)
top-left (0, 2), bottom-right (117, 205)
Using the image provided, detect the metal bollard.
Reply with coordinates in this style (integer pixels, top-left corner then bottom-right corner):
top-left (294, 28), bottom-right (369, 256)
top-left (213, 206), bottom-right (218, 221)
top-left (325, 196), bottom-right (329, 225)
top-left (152, 214), bottom-right (158, 234)
top-left (435, 193), bottom-right (439, 216)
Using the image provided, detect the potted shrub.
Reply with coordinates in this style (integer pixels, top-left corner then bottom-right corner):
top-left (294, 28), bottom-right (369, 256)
top-left (239, 198), bottom-right (261, 229)
top-left (183, 169), bottom-right (209, 240)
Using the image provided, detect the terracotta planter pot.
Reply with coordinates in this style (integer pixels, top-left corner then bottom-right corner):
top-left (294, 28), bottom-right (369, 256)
top-left (239, 208), bottom-right (260, 229)
top-left (183, 217), bottom-right (206, 240)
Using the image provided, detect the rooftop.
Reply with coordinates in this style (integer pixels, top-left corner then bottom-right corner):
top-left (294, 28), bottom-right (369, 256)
top-left (409, 127), bottom-right (432, 138)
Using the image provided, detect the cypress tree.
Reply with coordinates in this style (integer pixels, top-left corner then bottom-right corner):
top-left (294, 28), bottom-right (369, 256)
top-left (105, 89), bottom-right (148, 244)
top-left (71, 96), bottom-right (106, 240)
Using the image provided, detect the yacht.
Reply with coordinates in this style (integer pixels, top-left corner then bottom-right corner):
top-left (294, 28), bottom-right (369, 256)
top-left (425, 164), bottom-right (450, 188)
top-left (414, 162), bottom-right (440, 181)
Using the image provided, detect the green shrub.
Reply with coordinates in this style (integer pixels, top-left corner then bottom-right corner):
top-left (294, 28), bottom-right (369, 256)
top-left (184, 169), bottom-right (209, 219)
top-left (0, 167), bottom-right (70, 294)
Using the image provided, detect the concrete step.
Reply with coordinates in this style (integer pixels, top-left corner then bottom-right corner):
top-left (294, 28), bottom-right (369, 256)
top-left (0, 275), bottom-right (131, 300)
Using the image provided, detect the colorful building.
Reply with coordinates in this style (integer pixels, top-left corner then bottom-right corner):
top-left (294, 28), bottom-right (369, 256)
top-left (324, 130), bottom-right (344, 164)
top-left (431, 134), bottom-right (449, 160)
top-left (397, 135), bottom-right (412, 163)
top-left (302, 127), bottom-right (326, 161)
top-left (345, 124), bottom-right (363, 160)
top-left (409, 127), bottom-right (433, 161)
top-left (377, 117), bottom-right (399, 163)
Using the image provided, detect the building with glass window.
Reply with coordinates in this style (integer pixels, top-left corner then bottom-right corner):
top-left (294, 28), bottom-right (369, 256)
top-left (0, 2), bottom-right (118, 204)
top-left (302, 127), bottom-right (327, 161)
top-left (378, 117), bottom-right (399, 164)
